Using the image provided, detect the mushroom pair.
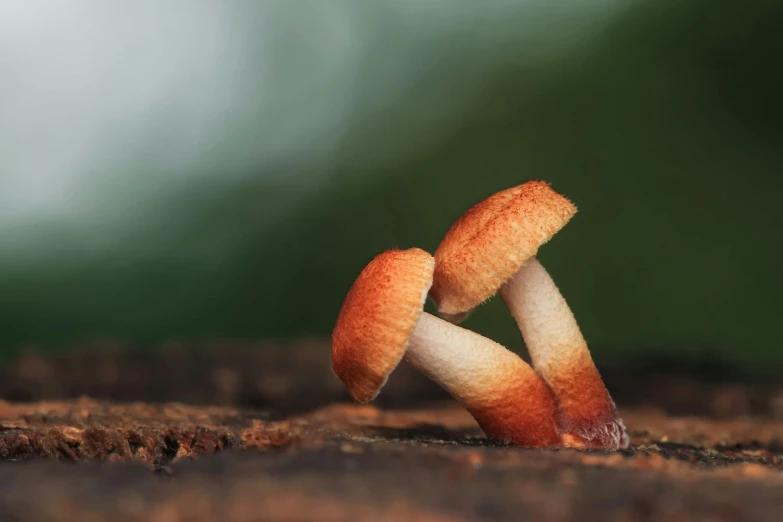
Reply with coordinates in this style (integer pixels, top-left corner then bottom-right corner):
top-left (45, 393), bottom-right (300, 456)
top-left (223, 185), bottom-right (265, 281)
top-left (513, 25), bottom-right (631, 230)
top-left (332, 181), bottom-right (628, 450)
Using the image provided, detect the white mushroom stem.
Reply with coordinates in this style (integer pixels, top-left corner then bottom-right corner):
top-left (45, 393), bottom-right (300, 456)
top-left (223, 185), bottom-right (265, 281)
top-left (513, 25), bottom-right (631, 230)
top-left (403, 311), bottom-right (561, 447)
top-left (404, 312), bottom-right (522, 405)
top-left (499, 256), bottom-right (627, 449)
top-left (499, 257), bottom-right (588, 380)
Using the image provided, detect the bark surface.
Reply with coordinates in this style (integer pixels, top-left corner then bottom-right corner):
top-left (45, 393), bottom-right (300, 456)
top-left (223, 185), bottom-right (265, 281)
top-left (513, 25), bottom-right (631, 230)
top-left (0, 342), bottom-right (781, 521)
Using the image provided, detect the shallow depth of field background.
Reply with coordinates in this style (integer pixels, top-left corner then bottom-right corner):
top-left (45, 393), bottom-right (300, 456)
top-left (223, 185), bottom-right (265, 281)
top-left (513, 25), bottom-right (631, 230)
top-left (1, 0), bottom-right (781, 372)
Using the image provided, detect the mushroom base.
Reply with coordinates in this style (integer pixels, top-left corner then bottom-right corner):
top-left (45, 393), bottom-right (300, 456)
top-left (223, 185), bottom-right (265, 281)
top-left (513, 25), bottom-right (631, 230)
top-left (467, 382), bottom-right (561, 448)
top-left (405, 312), bottom-right (561, 448)
top-left (547, 355), bottom-right (629, 450)
top-left (558, 411), bottom-right (629, 450)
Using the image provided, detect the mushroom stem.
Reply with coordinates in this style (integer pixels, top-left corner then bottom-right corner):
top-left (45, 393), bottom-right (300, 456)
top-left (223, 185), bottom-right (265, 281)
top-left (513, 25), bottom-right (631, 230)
top-left (404, 311), bottom-right (561, 448)
top-left (499, 257), bottom-right (628, 449)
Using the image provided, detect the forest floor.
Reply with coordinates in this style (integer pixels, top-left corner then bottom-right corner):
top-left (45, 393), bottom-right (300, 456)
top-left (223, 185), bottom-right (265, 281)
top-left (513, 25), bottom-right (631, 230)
top-left (0, 341), bottom-right (781, 521)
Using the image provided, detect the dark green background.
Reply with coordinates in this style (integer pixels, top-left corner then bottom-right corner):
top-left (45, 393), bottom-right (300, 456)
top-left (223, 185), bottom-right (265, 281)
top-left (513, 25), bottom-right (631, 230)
top-left (1, 0), bottom-right (781, 371)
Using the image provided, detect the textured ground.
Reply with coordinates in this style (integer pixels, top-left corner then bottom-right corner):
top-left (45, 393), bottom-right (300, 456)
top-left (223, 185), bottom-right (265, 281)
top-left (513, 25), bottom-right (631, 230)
top-left (0, 342), bottom-right (782, 521)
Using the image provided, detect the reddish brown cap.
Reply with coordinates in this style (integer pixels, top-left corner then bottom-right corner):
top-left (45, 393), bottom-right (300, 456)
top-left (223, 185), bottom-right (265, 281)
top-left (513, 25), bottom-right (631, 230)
top-left (431, 181), bottom-right (576, 316)
top-left (331, 248), bottom-right (434, 402)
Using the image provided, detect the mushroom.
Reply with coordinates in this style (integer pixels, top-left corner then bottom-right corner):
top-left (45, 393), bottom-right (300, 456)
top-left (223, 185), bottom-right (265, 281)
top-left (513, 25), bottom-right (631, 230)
top-left (331, 248), bottom-right (561, 447)
top-left (430, 181), bottom-right (628, 450)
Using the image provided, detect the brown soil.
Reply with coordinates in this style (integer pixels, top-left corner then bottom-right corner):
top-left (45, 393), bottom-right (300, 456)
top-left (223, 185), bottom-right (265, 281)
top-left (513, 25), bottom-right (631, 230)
top-left (0, 342), bottom-right (782, 521)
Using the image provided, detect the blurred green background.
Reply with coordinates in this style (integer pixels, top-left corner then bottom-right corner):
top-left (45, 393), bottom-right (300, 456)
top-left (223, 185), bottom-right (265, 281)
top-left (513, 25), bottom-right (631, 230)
top-left (1, 0), bottom-right (781, 371)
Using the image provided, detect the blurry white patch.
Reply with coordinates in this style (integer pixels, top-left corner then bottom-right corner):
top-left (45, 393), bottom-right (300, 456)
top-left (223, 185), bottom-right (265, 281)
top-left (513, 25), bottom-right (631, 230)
top-left (0, 0), bottom-right (627, 256)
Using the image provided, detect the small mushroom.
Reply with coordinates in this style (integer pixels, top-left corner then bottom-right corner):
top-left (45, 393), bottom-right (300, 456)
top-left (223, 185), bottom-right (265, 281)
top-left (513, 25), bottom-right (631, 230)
top-left (430, 181), bottom-right (628, 450)
top-left (331, 248), bottom-right (560, 447)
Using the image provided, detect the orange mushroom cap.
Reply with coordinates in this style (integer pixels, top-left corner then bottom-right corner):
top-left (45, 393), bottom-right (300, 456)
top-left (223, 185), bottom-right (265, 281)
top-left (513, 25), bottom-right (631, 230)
top-left (430, 181), bottom-right (576, 316)
top-left (331, 248), bottom-right (433, 403)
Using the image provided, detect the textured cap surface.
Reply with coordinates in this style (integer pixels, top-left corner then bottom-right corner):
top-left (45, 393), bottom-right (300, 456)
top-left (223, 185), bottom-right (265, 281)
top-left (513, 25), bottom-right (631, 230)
top-left (331, 248), bottom-right (434, 403)
top-left (431, 181), bottom-right (576, 315)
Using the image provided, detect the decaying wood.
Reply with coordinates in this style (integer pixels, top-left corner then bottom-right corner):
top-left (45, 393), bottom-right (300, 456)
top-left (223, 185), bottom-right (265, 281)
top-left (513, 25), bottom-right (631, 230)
top-left (0, 342), bottom-right (781, 521)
